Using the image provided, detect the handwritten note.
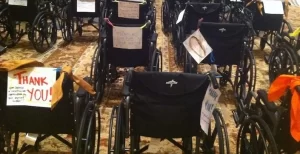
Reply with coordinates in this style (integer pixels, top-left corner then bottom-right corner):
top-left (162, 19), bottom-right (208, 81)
top-left (118, 1), bottom-right (140, 19)
top-left (263, 1), bottom-right (284, 14)
top-left (200, 83), bottom-right (221, 135)
top-left (113, 26), bottom-right (142, 49)
top-left (183, 29), bottom-right (213, 64)
top-left (8, 0), bottom-right (27, 6)
top-left (6, 67), bottom-right (57, 108)
top-left (76, 0), bottom-right (95, 13)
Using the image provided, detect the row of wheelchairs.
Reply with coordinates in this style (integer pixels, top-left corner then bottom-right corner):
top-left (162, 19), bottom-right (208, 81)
top-left (0, 0), bottom-right (100, 54)
top-left (161, 0), bottom-right (300, 153)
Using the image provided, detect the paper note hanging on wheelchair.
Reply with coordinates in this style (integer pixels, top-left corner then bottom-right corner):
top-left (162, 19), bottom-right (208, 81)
top-left (6, 67), bottom-right (57, 108)
top-left (263, 1), bottom-right (284, 14)
top-left (8, 0), bottom-right (27, 6)
top-left (113, 26), bottom-right (143, 49)
top-left (118, 1), bottom-right (139, 19)
top-left (183, 29), bottom-right (213, 64)
top-left (76, 0), bottom-right (96, 13)
top-left (200, 83), bottom-right (221, 135)
top-left (176, 9), bottom-right (185, 24)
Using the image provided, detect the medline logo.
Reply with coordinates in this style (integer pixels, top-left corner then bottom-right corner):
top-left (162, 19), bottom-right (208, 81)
top-left (219, 28), bottom-right (226, 32)
top-left (202, 6), bottom-right (207, 10)
top-left (166, 79), bottom-right (178, 88)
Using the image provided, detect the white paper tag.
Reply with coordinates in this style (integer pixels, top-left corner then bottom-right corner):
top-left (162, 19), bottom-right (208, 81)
top-left (200, 83), bottom-right (221, 135)
top-left (6, 67), bottom-right (57, 108)
top-left (263, 1), bottom-right (284, 14)
top-left (176, 9), bottom-right (186, 24)
top-left (24, 133), bottom-right (39, 145)
top-left (76, 0), bottom-right (96, 13)
top-left (183, 29), bottom-right (213, 64)
top-left (118, 1), bottom-right (140, 19)
top-left (113, 26), bottom-right (143, 49)
top-left (230, 0), bottom-right (242, 2)
top-left (8, 0), bottom-right (27, 6)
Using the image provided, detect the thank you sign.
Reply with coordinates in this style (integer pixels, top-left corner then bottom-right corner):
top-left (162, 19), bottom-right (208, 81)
top-left (6, 67), bottom-right (57, 108)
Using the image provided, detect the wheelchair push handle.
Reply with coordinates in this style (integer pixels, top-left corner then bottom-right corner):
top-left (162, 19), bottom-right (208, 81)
top-left (206, 71), bottom-right (220, 89)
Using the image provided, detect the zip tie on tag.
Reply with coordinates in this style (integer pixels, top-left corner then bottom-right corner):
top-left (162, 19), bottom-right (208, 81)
top-left (104, 18), bottom-right (114, 27)
top-left (140, 20), bottom-right (151, 29)
top-left (210, 52), bottom-right (215, 63)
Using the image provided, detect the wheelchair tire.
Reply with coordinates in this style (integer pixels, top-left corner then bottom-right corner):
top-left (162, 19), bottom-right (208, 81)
top-left (234, 48), bottom-right (256, 104)
top-left (0, 7), bottom-right (17, 48)
top-left (161, 0), bottom-right (169, 34)
top-left (29, 11), bottom-right (57, 53)
top-left (268, 44), bottom-right (299, 83)
top-left (60, 4), bottom-right (74, 42)
top-left (199, 109), bottom-right (230, 154)
top-left (76, 102), bottom-right (99, 154)
top-left (236, 115), bottom-right (278, 154)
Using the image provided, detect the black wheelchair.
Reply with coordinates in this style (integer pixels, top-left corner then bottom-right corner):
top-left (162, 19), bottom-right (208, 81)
top-left (242, 78), bottom-right (300, 153)
top-left (108, 70), bottom-right (229, 154)
top-left (91, 0), bottom-right (160, 103)
top-left (0, 67), bottom-right (100, 154)
top-left (173, 1), bottom-right (223, 65)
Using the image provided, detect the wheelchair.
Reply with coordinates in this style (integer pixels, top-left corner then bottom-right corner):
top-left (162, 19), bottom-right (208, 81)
top-left (243, 76), bottom-right (300, 153)
top-left (0, 0), bottom-right (74, 52)
top-left (173, 1), bottom-right (223, 65)
top-left (108, 70), bottom-right (229, 154)
top-left (71, 0), bottom-right (102, 36)
top-left (91, 0), bottom-right (160, 103)
top-left (0, 66), bottom-right (100, 154)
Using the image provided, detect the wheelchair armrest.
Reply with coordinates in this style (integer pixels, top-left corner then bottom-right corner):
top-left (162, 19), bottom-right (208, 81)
top-left (151, 33), bottom-right (158, 43)
top-left (206, 71), bottom-right (220, 89)
top-left (76, 77), bottom-right (91, 97)
top-left (122, 68), bottom-right (134, 96)
top-left (257, 90), bottom-right (278, 112)
top-left (282, 19), bottom-right (294, 33)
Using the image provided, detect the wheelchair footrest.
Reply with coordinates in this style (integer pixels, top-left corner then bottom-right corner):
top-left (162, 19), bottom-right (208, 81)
top-left (232, 110), bottom-right (240, 127)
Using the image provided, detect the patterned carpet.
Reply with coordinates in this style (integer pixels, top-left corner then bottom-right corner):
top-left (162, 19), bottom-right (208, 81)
top-left (1, 1), bottom-right (300, 153)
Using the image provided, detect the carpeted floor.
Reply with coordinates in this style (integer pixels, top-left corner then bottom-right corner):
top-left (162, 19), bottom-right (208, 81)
top-left (1, 1), bottom-right (300, 153)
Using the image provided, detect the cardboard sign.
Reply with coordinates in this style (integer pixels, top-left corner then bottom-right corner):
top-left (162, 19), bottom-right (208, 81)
top-left (183, 29), bottom-right (213, 64)
top-left (76, 0), bottom-right (96, 13)
top-left (200, 83), bottom-right (221, 135)
top-left (263, 1), bottom-right (284, 14)
top-left (113, 26), bottom-right (143, 49)
top-left (176, 9), bottom-right (185, 24)
top-left (8, 0), bottom-right (27, 6)
top-left (6, 67), bottom-right (57, 108)
top-left (118, 1), bottom-right (140, 19)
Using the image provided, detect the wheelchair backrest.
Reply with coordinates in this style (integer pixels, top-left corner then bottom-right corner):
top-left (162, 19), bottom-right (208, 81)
top-left (0, 70), bottom-right (75, 134)
top-left (108, 0), bottom-right (153, 25)
top-left (184, 2), bottom-right (221, 31)
top-left (128, 71), bottom-right (210, 138)
top-left (105, 21), bottom-right (153, 67)
top-left (199, 22), bottom-right (248, 65)
top-left (8, 0), bottom-right (40, 23)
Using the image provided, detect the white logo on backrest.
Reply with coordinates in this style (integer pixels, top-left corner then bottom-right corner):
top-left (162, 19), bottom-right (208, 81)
top-left (219, 28), bottom-right (226, 33)
top-left (202, 6), bottom-right (207, 10)
top-left (166, 79), bottom-right (178, 88)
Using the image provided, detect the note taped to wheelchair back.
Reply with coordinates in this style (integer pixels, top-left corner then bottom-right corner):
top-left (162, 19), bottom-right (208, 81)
top-left (183, 29), bottom-right (213, 64)
top-left (200, 83), bottom-right (221, 135)
top-left (8, 0), bottom-right (27, 6)
top-left (76, 0), bottom-right (95, 13)
top-left (118, 1), bottom-right (140, 19)
top-left (113, 26), bottom-right (142, 49)
top-left (6, 67), bottom-right (56, 108)
top-left (263, 1), bottom-right (284, 14)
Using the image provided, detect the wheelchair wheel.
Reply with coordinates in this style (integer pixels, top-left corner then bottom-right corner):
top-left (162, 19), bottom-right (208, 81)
top-left (91, 40), bottom-right (107, 104)
top-left (60, 4), bottom-right (74, 42)
top-left (0, 8), bottom-right (16, 48)
top-left (150, 45), bottom-right (162, 72)
top-left (29, 12), bottom-right (57, 53)
top-left (198, 109), bottom-right (230, 154)
top-left (76, 102), bottom-right (99, 154)
top-left (234, 49), bottom-right (256, 103)
top-left (268, 45), bottom-right (299, 83)
top-left (161, 0), bottom-right (169, 34)
top-left (108, 103), bottom-right (126, 154)
top-left (236, 115), bottom-right (278, 154)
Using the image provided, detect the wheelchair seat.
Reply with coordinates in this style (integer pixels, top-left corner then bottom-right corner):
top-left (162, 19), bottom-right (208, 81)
top-left (127, 71), bottom-right (210, 138)
top-left (199, 22), bottom-right (248, 65)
